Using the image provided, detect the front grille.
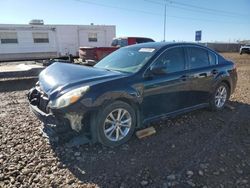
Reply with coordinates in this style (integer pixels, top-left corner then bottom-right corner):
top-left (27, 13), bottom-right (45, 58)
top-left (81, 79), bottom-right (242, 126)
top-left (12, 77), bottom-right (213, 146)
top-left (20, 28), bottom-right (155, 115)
top-left (35, 86), bottom-right (49, 113)
top-left (28, 86), bottom-right (50, 114)
top-left (38, 95), bottom-right (49, 113)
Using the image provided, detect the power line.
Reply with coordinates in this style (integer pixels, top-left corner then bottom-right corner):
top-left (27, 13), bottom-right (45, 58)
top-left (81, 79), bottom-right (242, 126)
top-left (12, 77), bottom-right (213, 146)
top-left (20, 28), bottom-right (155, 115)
top-left (167, 4), bottom-right (242, 19)
top-left (147, 0), bottom-right (247, 17)
top-left (171, 0), bottom-right (247, 17)
top-left (75, 0), bottom-right (161, 16)
top-left (75, 0), bottom-right (247, 24)
top-left (144, 0), bottom-right (248, 40)
top-left (145, 0), bottom-right (247, 18)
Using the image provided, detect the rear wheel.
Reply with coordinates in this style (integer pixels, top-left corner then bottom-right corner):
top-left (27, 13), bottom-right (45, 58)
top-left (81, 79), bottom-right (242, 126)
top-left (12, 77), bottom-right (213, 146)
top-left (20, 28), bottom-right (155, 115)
top-left (92, 101), bottom-right (136, 147)
top-left (209, 82), bottom-right (229, 111)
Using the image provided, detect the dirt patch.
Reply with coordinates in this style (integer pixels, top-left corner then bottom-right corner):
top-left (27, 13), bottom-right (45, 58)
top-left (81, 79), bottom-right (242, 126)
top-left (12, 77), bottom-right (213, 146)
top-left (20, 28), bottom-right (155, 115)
top-left (0, 53), bottom-right (250, 187)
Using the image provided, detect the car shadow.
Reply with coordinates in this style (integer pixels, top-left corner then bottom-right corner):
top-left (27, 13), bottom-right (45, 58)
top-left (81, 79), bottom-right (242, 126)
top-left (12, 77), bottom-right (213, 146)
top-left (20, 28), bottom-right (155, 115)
top-left (49, 100), bottom-right (250, 187)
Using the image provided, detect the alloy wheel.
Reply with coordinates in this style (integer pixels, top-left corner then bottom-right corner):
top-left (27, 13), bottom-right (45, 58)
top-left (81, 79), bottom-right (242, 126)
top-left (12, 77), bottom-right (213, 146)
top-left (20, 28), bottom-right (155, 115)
top-left (103, 108), bottom-right (132, 142)
top-left (215, 85), bottom-right (227, 108)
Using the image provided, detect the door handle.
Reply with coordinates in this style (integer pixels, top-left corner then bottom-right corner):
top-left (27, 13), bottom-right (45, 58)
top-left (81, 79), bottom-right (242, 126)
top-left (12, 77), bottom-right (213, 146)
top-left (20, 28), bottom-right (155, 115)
top-left (211, 69), bottom-right (218, 75)
top-left (199, 73), bottom-right (207, 77)
top-left (180, 75), bottom-right (188, 81)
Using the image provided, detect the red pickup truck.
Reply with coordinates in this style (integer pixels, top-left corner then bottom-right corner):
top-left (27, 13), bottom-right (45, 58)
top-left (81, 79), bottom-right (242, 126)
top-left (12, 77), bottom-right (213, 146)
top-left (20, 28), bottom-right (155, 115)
top-left (79, 37), bottom-right (154, 65)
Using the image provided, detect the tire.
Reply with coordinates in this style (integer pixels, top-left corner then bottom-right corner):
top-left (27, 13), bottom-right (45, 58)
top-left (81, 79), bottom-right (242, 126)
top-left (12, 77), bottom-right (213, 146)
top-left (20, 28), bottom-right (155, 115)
top-left (91, 101), bottom-right (136, 147)
top-left (209, 82), bottom-right (230, 111)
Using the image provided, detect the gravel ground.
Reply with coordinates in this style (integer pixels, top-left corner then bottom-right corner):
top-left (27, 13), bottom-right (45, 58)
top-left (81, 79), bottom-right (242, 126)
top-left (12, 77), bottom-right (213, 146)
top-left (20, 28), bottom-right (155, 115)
top-left (1, 53), bottom-right (250, 188)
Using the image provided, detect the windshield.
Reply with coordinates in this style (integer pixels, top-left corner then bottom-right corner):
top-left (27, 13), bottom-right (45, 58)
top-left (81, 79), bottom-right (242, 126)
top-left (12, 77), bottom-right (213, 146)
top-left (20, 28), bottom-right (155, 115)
top-left (94, 47), bottom-right (156, 73)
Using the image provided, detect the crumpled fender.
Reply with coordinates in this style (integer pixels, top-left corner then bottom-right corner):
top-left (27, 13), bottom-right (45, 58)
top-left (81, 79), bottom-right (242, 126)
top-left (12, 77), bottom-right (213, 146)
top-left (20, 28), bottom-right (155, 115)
top-left (81, 83), bottom-right (144, 108)
top-left (80, 83), bottom-right (144, 130)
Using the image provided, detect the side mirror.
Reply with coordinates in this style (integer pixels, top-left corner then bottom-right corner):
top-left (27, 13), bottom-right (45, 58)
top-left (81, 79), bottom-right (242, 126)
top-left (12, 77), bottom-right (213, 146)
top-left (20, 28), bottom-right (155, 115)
top-left (150, 65), bottom-right (167, 75)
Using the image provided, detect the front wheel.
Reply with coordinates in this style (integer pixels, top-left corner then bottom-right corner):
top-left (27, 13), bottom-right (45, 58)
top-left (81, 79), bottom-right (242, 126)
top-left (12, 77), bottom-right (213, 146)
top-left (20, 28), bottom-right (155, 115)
top-left (209, 82), bottom-right (229, 111)
top-left (92, 101), bottom-right (136, 147)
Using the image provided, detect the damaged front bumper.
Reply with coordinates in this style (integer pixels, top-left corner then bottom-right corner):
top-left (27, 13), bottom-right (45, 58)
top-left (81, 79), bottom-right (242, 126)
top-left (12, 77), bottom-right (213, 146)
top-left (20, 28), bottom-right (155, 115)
top-left (30, 103), bottom-right (56, 125)
top-left (30, 103), bottom-right (78, 142)
top-left (28, 87), bottom-right (91, 143)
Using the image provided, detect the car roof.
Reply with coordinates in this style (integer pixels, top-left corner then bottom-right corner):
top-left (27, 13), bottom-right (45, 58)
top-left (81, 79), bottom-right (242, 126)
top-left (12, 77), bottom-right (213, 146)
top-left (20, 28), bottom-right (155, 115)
top-left (114, 36), bottom-right (154, 40)
top-left (126, 42), bottom-right (207, 51)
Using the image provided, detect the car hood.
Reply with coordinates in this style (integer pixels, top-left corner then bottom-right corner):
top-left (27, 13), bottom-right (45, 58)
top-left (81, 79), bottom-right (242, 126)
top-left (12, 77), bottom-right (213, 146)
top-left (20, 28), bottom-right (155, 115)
top-left (38, 62), bottom-right (124, 98)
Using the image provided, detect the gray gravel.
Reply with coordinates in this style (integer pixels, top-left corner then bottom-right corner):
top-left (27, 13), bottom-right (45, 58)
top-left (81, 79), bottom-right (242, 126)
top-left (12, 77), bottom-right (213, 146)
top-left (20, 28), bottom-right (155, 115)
top-left (0, 53), bottom-right (250, 187)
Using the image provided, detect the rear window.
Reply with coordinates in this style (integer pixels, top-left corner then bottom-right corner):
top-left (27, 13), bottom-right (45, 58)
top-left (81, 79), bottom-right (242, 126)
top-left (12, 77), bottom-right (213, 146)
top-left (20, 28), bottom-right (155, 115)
top-left (111, 38), bottom-right (128, 47)
top-left (188, 47), bottom-right (209, 69)
top-left (136, 38), bottom-right (154, 43)
top-left (208, 51), bottom-right (217, 65)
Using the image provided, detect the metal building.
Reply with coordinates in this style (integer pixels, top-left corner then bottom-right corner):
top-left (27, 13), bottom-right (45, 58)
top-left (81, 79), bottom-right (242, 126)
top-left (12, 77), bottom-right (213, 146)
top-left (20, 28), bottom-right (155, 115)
top-left (0, 21), bottom-right (116, 62)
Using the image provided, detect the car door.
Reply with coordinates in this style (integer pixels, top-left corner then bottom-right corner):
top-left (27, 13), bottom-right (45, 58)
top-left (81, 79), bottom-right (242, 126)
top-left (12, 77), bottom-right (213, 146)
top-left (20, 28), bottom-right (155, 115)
top-left (142, 46), bottom-right (191, 120)
top-left (185, 46), bottom-right (218, 106)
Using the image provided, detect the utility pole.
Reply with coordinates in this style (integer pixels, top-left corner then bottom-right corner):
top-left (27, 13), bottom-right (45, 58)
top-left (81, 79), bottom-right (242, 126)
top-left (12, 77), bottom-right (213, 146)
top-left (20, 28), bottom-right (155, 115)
top-left (145, 0), bottom-right (168, 42)
top-left (163, 2), bottom-right (167, 42)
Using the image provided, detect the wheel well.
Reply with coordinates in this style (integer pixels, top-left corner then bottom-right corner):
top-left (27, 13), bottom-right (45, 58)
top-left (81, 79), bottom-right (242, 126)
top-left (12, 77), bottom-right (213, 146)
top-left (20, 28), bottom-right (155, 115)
top-left (110, 98), bottom-right (141, 128)
top-left (221, 80), bottom-right (231, 94)
top-left (88, 98), bottom-right (141, 143)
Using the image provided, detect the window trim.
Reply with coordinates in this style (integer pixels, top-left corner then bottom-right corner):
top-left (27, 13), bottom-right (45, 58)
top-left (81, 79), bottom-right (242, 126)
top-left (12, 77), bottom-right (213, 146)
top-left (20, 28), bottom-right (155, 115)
top-left (1, 38), bottom-right (18, 44)
top-left (88, 32), bottom-right (98, 42)
top-left (32, 32), bottom-right (49, 44)
top-left (144, 46), bottom-right (187, 76)
top-left (143, 44), bottom-right (219, 77)
top-left (207, 50), bottom-right (217, 66)
top-left (185, 45), bottom-right (218, 70)
top-left (0, 32), bottom-right (18, 44)
top-left (186, 46), bottom-right (210, 69)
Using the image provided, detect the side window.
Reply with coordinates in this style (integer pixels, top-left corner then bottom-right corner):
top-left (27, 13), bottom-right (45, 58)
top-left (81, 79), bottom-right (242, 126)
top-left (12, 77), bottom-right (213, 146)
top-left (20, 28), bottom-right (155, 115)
top-left (111, 39), bottom-right (118, 46)
top-left (153, 47), bottom-right (185, 73)
top-left (119, 39), bottom-right (128, 47)
top-left (33, 32), bottom-right (49, 43)
top-left (0, 32), bottom-right (18, 44)
top-left (136, 38), bottom-right (154, 43)
top-left (188, 47), bottom-right (209, 69)
top-left (88, 33), bottom-right (97, 42)
top-left (208, 51), bottom-right (217, 65)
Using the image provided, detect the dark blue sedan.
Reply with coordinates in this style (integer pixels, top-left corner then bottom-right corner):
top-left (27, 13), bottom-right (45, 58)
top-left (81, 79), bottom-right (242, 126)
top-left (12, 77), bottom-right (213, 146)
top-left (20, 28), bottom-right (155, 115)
top-left (28, 42), bottom-right (237, 147)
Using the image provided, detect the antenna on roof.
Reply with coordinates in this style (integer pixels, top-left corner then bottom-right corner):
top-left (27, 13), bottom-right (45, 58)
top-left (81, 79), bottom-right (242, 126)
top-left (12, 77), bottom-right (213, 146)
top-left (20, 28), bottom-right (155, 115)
top-left (29, 20), bottom-right (44, 25)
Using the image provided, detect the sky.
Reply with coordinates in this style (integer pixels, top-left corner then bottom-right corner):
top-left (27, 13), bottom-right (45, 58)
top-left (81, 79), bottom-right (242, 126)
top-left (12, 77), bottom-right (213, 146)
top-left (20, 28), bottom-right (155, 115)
top-left (0, 0), bottom-right (249, 42)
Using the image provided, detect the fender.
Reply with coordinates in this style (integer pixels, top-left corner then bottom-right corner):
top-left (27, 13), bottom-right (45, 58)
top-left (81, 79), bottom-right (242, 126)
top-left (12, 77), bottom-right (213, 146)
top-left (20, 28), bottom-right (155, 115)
top-left (212, 70), bottom-right (232, 93)
top-left (80, 83), bottom-right (143, 108)
top-left (82, 83), bottom-right (144, 128)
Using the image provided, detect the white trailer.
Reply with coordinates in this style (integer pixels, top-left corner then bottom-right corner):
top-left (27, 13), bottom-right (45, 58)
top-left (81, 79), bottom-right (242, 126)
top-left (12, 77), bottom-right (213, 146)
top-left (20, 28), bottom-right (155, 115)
top-left (0, 22), bottom-right (116, 62)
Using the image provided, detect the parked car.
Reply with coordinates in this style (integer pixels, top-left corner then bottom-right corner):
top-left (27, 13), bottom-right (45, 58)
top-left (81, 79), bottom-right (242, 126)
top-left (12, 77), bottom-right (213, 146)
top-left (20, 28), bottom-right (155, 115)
top-left (28, 42), bottom-right (237, 147)
top-left (79, 37), bottom-right (155, 64)
top-left (78, 46), bottom-right (119, 65)
top-left (239, 44), bottom-right (250, 55)
top-left (111, 37), bottom-right (155, 47)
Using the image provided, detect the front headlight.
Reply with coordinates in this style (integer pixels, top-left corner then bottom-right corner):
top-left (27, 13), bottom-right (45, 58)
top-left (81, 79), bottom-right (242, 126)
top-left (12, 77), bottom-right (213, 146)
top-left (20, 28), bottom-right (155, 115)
top-left (48, 86), bottom-right (89, 109)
